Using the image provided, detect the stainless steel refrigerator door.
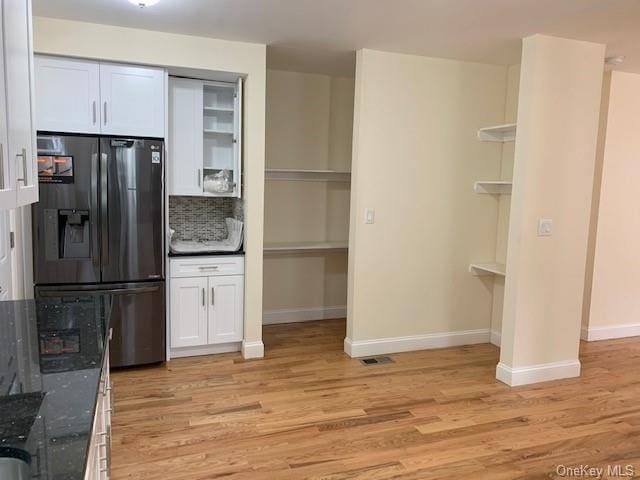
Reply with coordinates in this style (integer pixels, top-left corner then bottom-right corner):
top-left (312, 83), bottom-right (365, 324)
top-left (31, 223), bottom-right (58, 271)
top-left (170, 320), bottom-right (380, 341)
top-left (100, 138), bottom-right (164, 283)
top-left (32, 135), bottom-right (100, 285)
top-left (36, 282), bottom-right (166, 367)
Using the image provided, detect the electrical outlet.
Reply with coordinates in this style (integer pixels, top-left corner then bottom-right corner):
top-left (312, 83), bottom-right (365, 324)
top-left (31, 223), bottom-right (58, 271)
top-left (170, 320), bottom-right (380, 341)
top-left (538, 219), bottom-right (553, 237)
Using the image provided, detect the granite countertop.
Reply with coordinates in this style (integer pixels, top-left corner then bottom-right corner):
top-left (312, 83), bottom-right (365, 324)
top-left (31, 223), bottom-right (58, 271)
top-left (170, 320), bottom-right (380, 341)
top-left (0, 294), bottom-right (111, 480)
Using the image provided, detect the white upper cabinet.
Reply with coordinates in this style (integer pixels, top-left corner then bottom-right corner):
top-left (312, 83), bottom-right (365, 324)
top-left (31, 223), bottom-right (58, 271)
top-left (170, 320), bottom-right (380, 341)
top-left (1, 0), bottom-right (38, 210)
top-left (168, 76), bottom-right (242, 198)
top-left (169, 77), bottom-right (203, 196)
top-left (34, 56), bottom-right (166, 138)
top-left (100, 63), bottom-right (165, 138)
top-left (35, 56), bottom-right (101, 134)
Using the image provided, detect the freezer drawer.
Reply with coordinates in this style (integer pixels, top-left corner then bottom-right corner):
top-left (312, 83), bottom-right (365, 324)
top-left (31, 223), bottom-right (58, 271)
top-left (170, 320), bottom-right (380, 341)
top-left (36, 282), bottom-right (166, 367)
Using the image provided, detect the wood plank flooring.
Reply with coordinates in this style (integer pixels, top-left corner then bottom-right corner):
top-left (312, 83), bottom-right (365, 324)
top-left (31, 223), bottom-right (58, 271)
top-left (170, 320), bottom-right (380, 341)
top-left (111, 319), bottom-right (640, 479)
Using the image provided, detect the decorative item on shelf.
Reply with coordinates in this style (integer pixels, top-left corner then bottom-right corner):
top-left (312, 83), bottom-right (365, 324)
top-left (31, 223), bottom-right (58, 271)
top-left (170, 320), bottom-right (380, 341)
top-left (204, 170), bottom-right (234, 194)
top-left (170, 218), bottom-right (244, 254)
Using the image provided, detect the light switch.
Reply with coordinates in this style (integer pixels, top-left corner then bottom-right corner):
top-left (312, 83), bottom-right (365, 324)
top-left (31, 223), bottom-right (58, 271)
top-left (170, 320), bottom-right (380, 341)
top-left (364, 208), bottom-right (375, 224)
top-left (538, 218), bottom-right (553, 237)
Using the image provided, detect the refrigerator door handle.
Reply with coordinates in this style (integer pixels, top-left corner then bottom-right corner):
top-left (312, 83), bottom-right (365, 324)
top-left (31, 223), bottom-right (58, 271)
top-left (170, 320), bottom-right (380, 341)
top-left (37, 285), bottom-right (161, 297)
top-left (101, 152), bottom-right (109, 268)
top-left (91, 152), bottom-right (100, 270)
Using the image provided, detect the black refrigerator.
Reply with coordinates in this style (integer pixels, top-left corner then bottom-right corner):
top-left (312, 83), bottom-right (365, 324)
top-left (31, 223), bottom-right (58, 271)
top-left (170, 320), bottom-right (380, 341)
top-left (32, 134), bottom-right (165, 367)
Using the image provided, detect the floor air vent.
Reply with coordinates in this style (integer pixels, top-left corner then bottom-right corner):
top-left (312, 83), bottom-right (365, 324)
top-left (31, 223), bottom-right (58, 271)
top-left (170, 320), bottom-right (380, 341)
top-left (360, 356), bottom-right (394, 365)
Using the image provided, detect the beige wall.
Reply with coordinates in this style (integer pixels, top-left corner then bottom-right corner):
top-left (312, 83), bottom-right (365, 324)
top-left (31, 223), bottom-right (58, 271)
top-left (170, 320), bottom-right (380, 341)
top-left (263, 70), bottom-right (353, 314)
top-left (500, 35), bottom-right (605, 370)
top-left (33, 17), bottom-right (267, 354)
top-left (587, 71), bottom-right (640, 332)
top-left (347, 49), bottom-right (508, 343)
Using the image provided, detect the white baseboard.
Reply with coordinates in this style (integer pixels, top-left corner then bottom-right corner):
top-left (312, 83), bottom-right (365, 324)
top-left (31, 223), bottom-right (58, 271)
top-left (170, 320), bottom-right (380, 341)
top-left (263, 305), bottom-right (347, 325)
top-left (496, 359), bottom-right (581, 386)
top-left (581, 323), bottom-right (640, 341)
top-left (343, 328), bottom-right (491, 358)
top-left (242, 340), bottom-right (265, 359)
top-left (170, 342), bottom-right (241, 359)
top-left (490, 330), bottom-right (501, 347)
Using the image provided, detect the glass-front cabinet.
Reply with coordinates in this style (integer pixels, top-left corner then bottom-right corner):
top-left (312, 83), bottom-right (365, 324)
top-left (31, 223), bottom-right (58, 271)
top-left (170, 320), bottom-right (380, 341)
top-left (169, 77), bottom-right (242, 198)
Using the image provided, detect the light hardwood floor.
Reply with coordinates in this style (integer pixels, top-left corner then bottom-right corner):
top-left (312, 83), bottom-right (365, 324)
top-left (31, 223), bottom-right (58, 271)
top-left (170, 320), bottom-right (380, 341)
top-left (111, 319), bottom-right (640, 479)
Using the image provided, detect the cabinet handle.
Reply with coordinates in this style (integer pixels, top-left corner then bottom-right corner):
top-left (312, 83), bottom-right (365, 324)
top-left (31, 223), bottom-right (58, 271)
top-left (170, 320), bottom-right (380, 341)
top-left (211, 287), bottom-right (215, 306)
top-left (199, 266), bottom-right (218, 271)
top-left (202, 288), bottom-right (205, 306)
top-left (197, 169), bottom-right (201, 187)
top-left (15, 148), bottom-right (27, 185)
top-left (0, 143), bottom-right (4, 190)
top-left (104, 101), bottom-right (108, 125)
top-left (92, 101), bottom-right (97, 125)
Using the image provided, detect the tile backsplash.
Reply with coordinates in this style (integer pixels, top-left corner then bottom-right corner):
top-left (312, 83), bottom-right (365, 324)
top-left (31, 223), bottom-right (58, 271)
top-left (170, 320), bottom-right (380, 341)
top-left (169, 196), bottom-right (244, 241)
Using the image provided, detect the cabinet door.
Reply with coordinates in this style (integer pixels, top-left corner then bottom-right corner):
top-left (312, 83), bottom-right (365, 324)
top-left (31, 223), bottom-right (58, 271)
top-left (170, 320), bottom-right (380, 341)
top-left (0, 2), bottom-right (14, 210)
top-left (35, 56), bottom-right (101, 134)
top-left (208, 275), bottom-right (244, 344)
top-left (4, 0), bottom-right (38, 207)
top-left (168, 77), bottom-right (203, 195)
top-left (100, 63), bottom-right (165, 138)
top-left (170, 276), bottom-right (208, 348)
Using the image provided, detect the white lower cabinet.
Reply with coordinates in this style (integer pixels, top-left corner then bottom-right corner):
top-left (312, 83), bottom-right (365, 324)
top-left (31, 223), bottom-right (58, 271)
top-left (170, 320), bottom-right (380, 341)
top-left (85, 331), bottom-right (112, 480)
top-left (208, 275), bottom-right (244, 344)
top-left (170, 276), bottom-right (208, 348)
top-left (169, 256), bottom-right (244, 356)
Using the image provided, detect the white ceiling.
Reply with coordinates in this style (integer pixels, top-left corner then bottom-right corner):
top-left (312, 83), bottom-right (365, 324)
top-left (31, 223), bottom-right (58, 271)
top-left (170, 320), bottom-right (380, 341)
top-left (33, 0), bottom-right (640, 76)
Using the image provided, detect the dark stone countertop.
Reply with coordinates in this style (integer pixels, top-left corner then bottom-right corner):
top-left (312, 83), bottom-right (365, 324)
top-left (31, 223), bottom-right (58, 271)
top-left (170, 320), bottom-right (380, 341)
top-left (168, 250), bottom-right (245, 257)
top-left (0, 294), bottom-right (112, 480)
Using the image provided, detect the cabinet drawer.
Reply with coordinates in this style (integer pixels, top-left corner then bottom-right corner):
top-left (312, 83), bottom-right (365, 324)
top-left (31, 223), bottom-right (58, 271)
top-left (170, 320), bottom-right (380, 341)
top-left (170, 256), bottom-right (244, 278)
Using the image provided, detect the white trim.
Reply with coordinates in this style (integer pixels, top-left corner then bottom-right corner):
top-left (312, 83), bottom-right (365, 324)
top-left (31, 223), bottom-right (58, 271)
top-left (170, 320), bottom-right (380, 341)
top-left (496, 360), bottom-right (581, 386)
top-left (581, 323), bottom-right (640, 341)
top-left (242, 340), bottom-right (264, 359)
top-left (490, 330), bottom-right (501, 347)
top-left (170, 342), bottom-right (241, 359)
top-left (263, 306), bottom-right (347, 325)
top-left (343, 329), bottom-right (491, 358)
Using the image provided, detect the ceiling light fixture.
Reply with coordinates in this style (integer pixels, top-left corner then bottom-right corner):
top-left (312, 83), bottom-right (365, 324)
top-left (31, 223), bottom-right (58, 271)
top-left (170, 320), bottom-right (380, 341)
top-left (128, 0), bottom-right (160, 7)
top-left (605, 55), bottom-right (626, 66)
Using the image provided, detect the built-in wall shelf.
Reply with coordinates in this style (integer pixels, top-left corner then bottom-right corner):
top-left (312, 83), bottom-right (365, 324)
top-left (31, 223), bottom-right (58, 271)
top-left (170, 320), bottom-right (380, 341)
top-left (265, 169), bottom-right (351, 183)
top-left (469, 262), bottom-right (506, 277)
top-left (477, 123), bottom-right (517, 142)
top-left (264, 241), bottom-right (348, 253)
top-left (473, 180), bottom-right (512, 195)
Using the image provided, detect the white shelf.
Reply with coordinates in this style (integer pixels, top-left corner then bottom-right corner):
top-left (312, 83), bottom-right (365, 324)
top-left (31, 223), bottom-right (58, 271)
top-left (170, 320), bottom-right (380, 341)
top-left (473, 180), bottom-right (512, 194)
top-left (204, 129), bottom-right (234, 135)
top-left (265, 169), bottom-right (351, 183)
top-left (264, 241), bottom-right (349, 253)
top-left (469, 262), bottom-right (506, 277)
top-left (477, 123), bottom-right (517, 142)
top-left (204, 106), bottom-right (234, 113)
